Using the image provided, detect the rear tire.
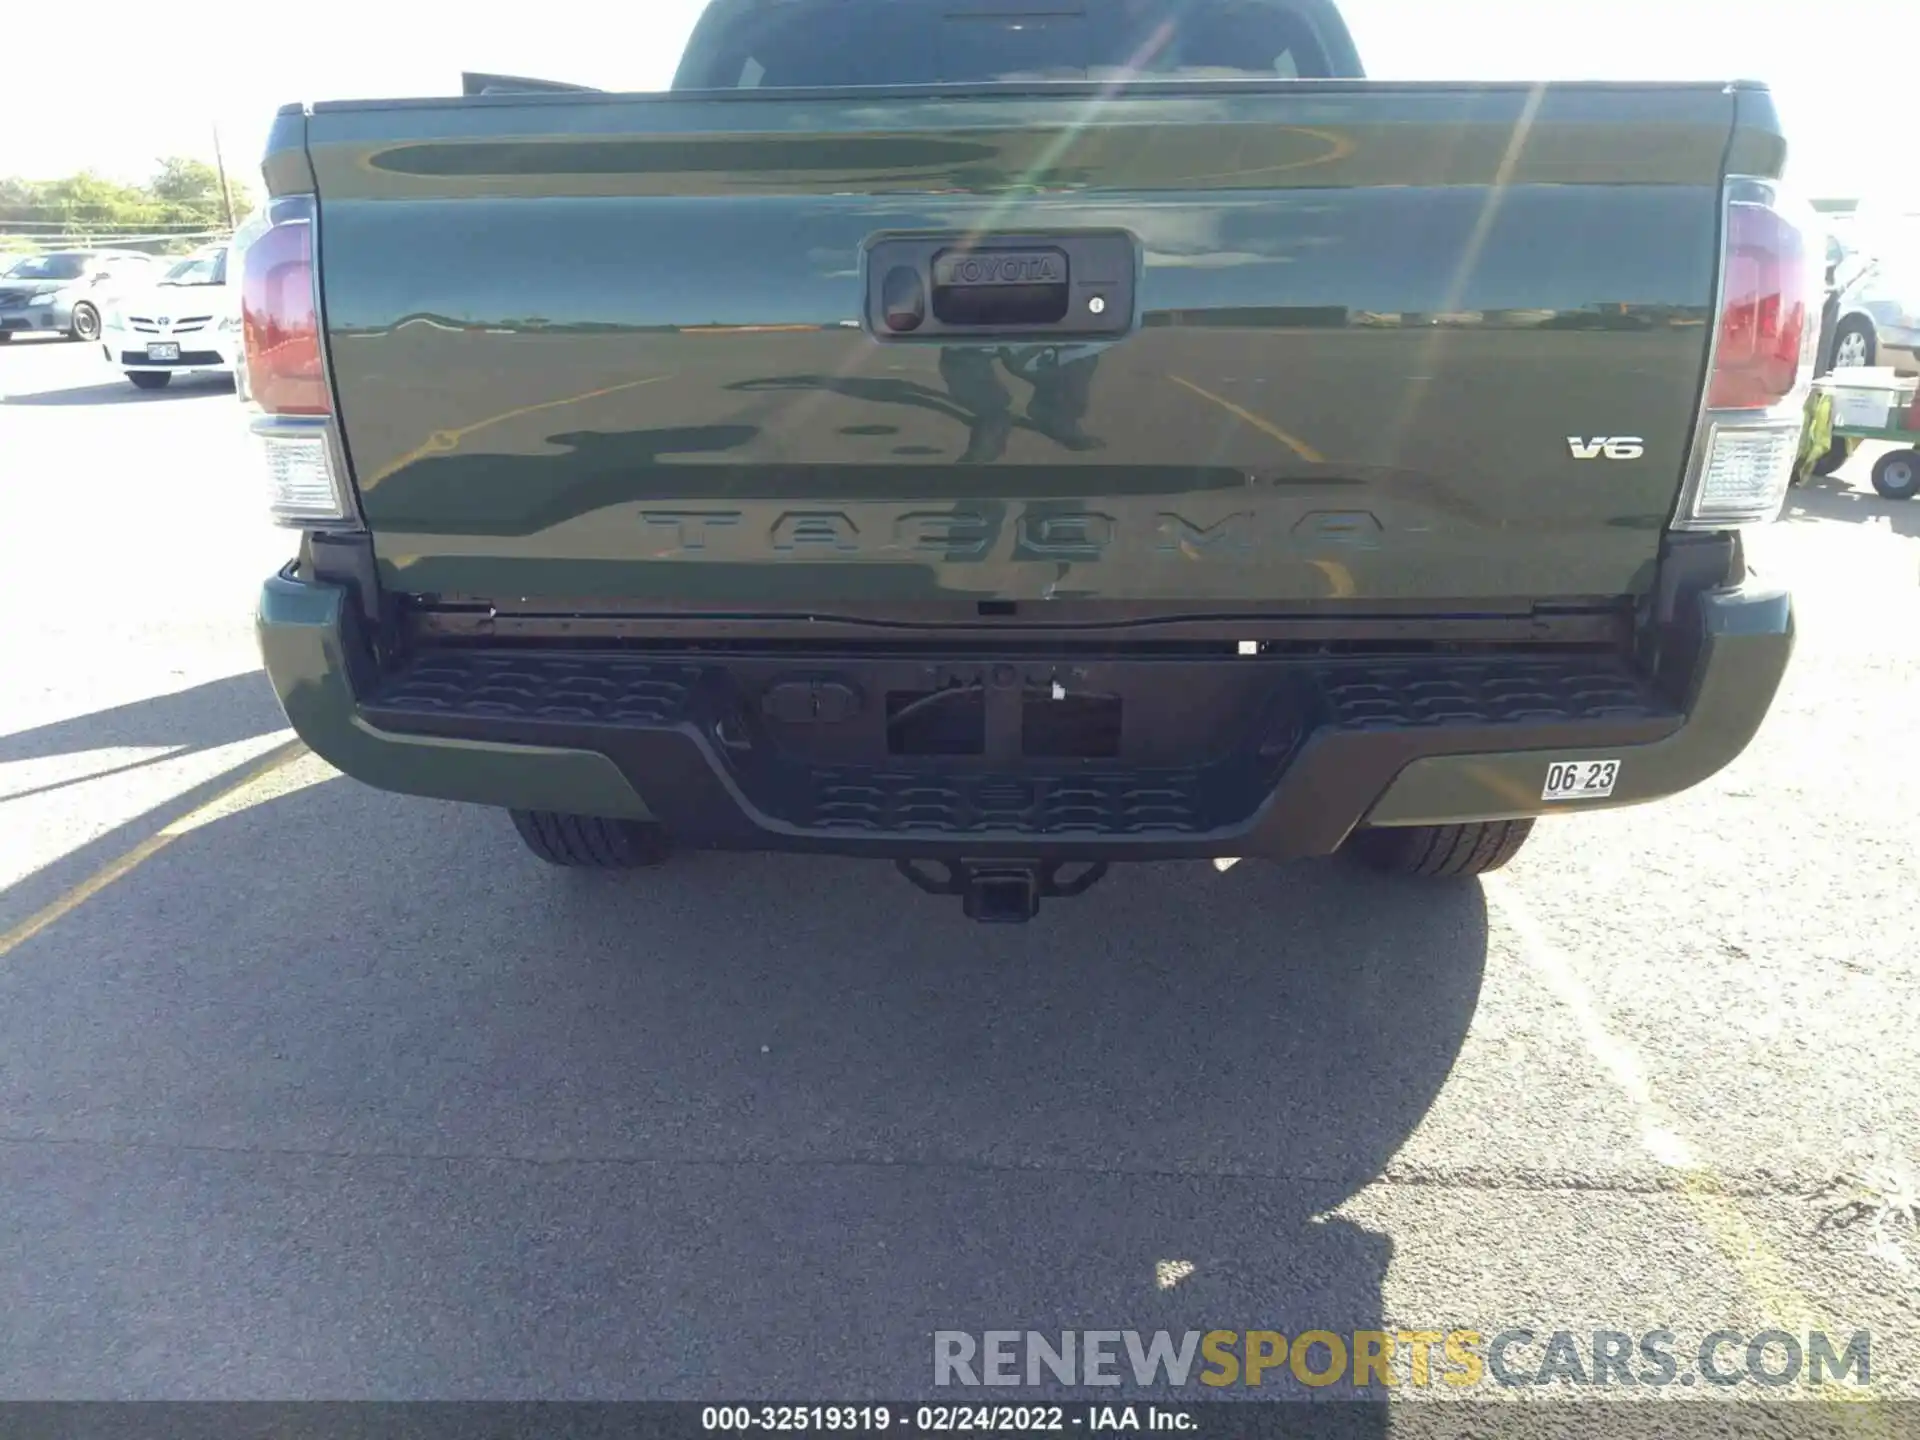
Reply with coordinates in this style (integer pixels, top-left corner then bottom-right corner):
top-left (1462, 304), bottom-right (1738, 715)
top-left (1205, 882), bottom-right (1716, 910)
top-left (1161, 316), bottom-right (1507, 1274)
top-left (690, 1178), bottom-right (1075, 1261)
top-left (1831, 317), bottom-right (1876, 371)
top-left (0, 332), bottom-right (14, 343)
top-left (127, 371), bottom-right (172, 390)
top-left (509, 810), bottom-right (673, 868)
top-left (1348, 820), bottom-right (1534, 878)
top-left (1871, 449), bottom-right (1920, 501)
top-left (1811, 436), bottom-right (1852, 476)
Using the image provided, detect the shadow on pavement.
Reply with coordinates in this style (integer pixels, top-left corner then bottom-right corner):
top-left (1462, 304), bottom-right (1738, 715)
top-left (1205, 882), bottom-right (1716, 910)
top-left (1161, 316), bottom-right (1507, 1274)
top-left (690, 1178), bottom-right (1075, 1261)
top-left (0, 374), bottom-right (237, 407)
top-left (0, 671), bottom-right (292, 928)
top-left (1786, 477), bottom-right (1920, 538)
top-left (0, 773), bottom-right (1488, 1406)
top-left (0, 671), bottom-right (287, 767)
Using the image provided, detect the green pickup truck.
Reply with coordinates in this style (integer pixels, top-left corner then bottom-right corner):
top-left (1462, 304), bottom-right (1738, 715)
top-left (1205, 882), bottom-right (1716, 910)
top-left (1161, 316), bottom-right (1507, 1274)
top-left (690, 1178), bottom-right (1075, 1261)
top-left (249, 0), bottom-right (1811, 922)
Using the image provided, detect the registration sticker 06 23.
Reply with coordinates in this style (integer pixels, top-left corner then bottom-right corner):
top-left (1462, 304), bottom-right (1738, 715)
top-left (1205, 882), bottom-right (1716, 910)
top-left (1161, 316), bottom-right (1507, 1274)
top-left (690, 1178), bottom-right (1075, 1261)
top-left (1542, 759), bottom-right (1620, 801)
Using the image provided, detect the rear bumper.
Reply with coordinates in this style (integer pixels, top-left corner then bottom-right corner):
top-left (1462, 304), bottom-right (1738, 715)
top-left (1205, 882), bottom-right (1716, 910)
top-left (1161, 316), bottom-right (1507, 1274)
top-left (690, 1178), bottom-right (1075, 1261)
top-left (258, 570), bottom-right (1793, 859)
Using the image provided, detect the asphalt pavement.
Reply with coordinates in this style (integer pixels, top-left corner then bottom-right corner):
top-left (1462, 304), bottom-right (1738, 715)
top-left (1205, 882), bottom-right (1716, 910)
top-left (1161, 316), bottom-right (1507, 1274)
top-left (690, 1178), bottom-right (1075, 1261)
top-left (0, 334), bottom-right (1915, 1406)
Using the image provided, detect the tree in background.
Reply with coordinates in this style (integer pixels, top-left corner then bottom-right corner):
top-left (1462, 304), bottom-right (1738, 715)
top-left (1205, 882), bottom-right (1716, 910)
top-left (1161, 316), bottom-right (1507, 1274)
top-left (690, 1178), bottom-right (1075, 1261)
top-left (25, 172), bottom-right (160, 230)
top-left (0, 157), bottom-right (253, 252)
top-left (150, 156), bottom-right (252, 228)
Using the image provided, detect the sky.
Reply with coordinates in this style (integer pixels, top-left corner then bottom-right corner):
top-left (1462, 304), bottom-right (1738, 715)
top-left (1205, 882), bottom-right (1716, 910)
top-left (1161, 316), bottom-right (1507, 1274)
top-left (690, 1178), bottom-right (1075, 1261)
top-left (2, 0), bottom-right (1914, 212)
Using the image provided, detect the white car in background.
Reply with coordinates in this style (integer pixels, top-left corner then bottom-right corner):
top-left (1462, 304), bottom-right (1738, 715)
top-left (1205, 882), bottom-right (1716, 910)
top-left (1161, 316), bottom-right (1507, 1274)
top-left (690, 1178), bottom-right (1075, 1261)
top-left (101, 244), bottom-right (240, 390)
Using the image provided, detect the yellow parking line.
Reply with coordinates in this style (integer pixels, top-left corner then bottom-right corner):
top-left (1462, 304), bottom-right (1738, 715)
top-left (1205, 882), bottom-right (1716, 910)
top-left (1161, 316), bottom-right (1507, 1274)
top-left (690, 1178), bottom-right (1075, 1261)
top-left (1166, 374), bottom-right (1326, 464)
top-left (0, 738), bottom-right (309, 962)
top-left (1309, 559), bottom-right (1357, 598)
top-left (362, 372), bottom-right (673, 486)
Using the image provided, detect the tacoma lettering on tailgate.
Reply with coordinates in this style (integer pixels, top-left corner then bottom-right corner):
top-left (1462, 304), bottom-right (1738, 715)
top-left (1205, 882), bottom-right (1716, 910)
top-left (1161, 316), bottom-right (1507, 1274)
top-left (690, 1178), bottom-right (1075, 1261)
top-left (634, 508), bottom-right (1384, 560)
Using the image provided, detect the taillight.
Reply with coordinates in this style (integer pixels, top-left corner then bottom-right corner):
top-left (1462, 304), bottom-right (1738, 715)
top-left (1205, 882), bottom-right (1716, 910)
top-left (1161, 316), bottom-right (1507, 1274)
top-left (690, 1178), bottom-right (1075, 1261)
top-left (241, 194), bottom-right (357, 527)
top-left (1674, 177), bottom-right (1822, 530)
top-left (1706, 201), bottom-right (1812, 411)
top-left (242, 195), bottom-right (327, 415)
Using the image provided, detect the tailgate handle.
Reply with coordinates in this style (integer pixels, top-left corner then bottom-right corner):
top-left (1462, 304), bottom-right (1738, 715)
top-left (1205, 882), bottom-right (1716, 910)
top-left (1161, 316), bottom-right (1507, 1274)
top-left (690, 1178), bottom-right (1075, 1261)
top-left (865, 230), bottom-right (1136, 341)
top-left (930, 248), bottom-right (1069, 327)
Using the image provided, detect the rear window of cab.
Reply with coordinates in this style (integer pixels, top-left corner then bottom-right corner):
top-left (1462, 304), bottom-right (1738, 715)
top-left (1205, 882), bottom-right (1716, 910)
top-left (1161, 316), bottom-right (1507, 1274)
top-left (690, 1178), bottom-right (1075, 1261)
top-left (671, 0), bottom-right (1363, 89)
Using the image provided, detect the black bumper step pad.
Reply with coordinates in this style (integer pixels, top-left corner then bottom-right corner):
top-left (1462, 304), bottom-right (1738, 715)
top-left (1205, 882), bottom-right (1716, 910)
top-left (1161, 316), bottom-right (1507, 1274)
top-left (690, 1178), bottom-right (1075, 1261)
top-left (361, 648), bottom-right (1679, 855)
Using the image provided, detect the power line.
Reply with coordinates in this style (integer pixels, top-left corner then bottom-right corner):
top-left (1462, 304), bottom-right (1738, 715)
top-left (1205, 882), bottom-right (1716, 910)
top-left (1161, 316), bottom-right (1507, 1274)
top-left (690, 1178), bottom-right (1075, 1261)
top-left (0, 231), bottom-right (230, 249)
top-left (0, 220), bottom-right (221, 231)
top-left (0, 216), bottom-right (222, 224)
top-left (0, 214), bottom-right (222, 221)
top-left (0, 204), bottom-right (243, 219)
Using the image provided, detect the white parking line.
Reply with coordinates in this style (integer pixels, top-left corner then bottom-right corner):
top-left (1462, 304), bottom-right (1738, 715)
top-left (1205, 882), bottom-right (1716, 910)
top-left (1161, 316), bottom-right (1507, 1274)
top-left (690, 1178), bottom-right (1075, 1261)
top-left (1486, 876), bottom-right (1887, 1421)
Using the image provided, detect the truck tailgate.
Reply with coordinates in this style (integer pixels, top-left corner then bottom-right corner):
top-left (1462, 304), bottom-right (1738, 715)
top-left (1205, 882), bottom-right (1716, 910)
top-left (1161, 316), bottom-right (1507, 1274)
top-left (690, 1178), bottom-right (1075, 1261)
top-left (302, 83), bottom-right (1744, 611)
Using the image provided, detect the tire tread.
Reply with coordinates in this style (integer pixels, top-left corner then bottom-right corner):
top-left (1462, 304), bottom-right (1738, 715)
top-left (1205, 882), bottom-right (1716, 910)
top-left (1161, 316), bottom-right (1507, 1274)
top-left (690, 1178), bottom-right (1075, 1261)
top-left (509, 810), bottom-right (671, 869)
top-left (1350, 819), bottom-right (1534, 878)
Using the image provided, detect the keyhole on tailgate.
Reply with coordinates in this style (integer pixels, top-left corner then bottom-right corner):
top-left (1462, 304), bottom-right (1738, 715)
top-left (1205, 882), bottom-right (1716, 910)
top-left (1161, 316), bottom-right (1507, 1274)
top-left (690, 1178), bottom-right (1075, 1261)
top-left (882, 266), bottom-right (925, 333)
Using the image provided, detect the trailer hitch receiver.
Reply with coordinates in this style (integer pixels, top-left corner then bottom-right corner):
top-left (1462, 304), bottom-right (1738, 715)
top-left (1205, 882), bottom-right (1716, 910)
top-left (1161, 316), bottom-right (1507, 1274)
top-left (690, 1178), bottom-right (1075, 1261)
top-left (895, 858), bottom-right (1110, 923)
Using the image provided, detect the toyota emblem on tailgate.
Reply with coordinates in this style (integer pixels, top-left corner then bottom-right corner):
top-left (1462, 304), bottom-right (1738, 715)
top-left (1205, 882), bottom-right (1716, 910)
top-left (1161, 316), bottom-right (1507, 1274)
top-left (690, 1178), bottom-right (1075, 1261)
top-left (932, 250), bottom-right (1065, 287)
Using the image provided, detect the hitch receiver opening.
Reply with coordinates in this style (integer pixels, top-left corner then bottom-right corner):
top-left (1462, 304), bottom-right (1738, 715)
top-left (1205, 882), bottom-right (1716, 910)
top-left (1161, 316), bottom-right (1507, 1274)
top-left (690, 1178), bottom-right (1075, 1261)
top-left (895, 858), bottom-right (1110, 923)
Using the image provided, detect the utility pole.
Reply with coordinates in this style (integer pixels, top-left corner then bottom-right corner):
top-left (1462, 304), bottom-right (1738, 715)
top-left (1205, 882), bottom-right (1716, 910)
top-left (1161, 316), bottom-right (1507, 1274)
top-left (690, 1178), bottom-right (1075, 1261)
top-left (212, 123), bottom-right (236, 231)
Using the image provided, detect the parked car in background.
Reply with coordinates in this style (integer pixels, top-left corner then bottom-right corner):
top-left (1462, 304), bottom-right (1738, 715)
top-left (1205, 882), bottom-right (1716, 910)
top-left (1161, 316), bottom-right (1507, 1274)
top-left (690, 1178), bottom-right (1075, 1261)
top-left (0, 250), bottom-right (159, 342)
top-left (1832, 213), bottom-right (1920, 376)
top-left (101, 243), bottom-right (240, 389)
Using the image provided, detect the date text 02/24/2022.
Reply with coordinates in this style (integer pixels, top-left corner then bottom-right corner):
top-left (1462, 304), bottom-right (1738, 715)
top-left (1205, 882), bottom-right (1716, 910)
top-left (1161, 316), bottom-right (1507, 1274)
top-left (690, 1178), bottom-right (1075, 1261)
top-left (699, 1405), bottom-right (1195, 1432)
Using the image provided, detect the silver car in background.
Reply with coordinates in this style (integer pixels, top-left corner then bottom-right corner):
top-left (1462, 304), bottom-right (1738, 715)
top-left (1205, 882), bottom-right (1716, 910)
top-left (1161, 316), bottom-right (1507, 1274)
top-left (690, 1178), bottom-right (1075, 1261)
top-left (0, 250), bottom-right (159, 343)
top-left (1831, 212), bottom-right (1920, 376)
